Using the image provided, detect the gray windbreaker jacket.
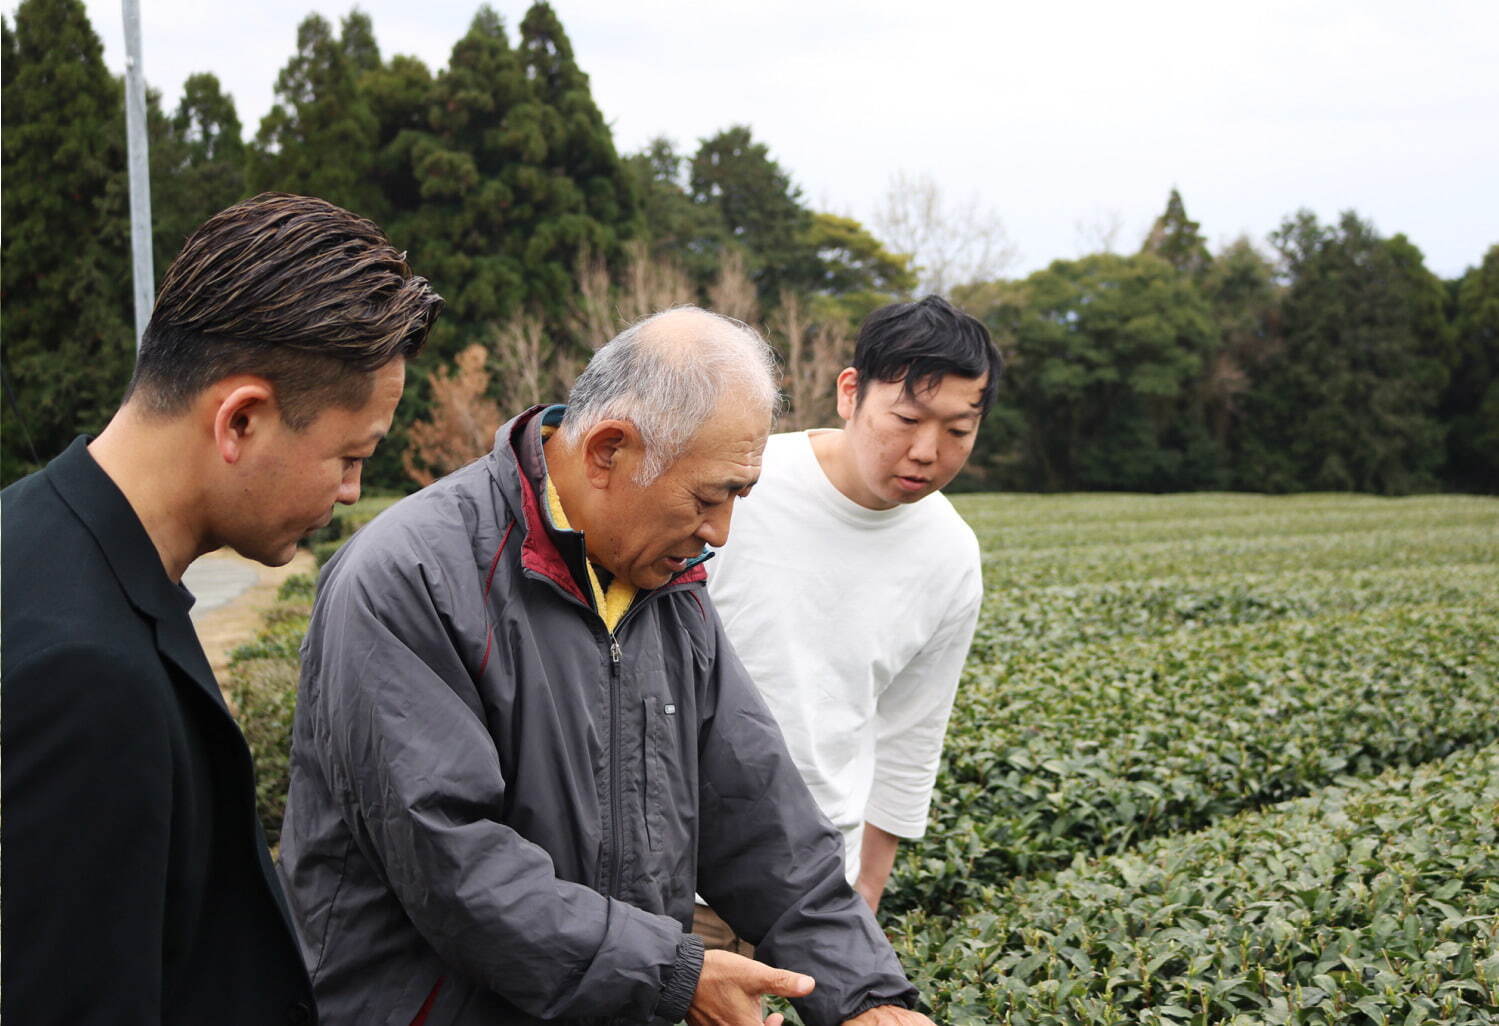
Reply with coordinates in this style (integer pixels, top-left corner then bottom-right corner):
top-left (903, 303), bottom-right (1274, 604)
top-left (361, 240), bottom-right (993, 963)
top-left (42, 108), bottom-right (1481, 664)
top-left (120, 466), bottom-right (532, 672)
top-left (278, 406), bottom-right (918, 1026)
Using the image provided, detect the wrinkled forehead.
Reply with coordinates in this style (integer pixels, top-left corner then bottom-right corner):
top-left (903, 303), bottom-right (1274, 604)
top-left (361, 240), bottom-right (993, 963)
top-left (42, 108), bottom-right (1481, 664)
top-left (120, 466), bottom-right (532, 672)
top-left (670, 404), bottom-right (769, 478)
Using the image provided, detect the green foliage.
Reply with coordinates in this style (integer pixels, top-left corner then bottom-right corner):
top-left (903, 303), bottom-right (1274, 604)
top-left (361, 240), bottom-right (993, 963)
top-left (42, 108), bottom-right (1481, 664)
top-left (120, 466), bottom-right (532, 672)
top-left (1140, 188), bottom-right (1212, 279)
top-left (992, 253), bottom-right (1220, 491)
top-left (226, 505), bottom-right (396, 839)
top-left (387, 3), bottom-right (637, 365)
top-left (690, 125), bottom-right (817, 299)
top-left (624, 137), bottom-right (730, 288)
top-left (151, 73), bottom-right (249, 264)
top-left (1236, 212), bottom-right (1453, 494)
top-left (276, 572), bottom-right (318, 602)
top-left (1, 0), bottom-right (133, 482)
top-left (249, 11), bottom-right (384, 218)
top-left (881, 491), bottom-right (1499, 1021)
top-left (224, 655), bottom-right (305, 848)
top-left (802, 212), bottom-right (916, 325)
top-left (1443, 245), bottom-right (1499, 492)
top-left (1199, 237), bottom-right (1283, 452)
top-left (894, 741), bottom-right (1499, 1024)
top-left (4, 2), bottom-right (1490, 505)
top-left (214, 489), bottom-right (1499, 1017)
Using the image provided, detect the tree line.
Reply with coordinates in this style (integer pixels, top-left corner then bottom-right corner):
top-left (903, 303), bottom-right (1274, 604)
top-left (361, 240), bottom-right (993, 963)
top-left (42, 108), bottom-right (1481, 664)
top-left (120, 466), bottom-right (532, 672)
top-left (3, 0), bottom-right (1495, 494)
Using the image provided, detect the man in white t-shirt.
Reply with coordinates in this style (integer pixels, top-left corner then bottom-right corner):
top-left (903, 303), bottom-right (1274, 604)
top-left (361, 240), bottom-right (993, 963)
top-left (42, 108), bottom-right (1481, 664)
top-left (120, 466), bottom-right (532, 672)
top-left (702, 296), bottom-right (1000, 941)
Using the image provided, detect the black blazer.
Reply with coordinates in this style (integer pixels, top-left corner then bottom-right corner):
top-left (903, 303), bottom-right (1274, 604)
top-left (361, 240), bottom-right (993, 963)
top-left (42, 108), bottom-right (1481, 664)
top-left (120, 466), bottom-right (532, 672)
top-left (2, 438), bottom-right (317, 1025)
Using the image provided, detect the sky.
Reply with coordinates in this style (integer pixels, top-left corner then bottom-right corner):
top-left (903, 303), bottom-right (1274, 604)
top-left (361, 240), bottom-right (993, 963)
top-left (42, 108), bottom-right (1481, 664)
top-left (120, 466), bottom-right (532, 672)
top-left (10, 0), bottom-right (1499, 280)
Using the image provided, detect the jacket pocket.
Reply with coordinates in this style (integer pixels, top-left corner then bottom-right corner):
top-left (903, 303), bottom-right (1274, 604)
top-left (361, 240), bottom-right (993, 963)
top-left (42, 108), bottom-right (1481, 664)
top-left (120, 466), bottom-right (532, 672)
top-left (642, 696), bottom-right (679, 853)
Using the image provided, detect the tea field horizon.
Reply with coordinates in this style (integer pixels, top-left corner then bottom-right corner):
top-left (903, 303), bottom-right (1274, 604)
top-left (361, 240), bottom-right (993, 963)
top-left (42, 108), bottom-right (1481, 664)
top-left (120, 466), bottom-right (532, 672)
top-left (882, 491), bottom-right (1499, 1024)
top-left (224, 490), bottom-right (1499, 1024)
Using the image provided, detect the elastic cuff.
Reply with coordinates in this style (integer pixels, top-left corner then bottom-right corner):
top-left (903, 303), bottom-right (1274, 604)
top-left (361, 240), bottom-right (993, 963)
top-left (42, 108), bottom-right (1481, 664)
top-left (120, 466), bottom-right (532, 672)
top-left (654, 932), bottom-right (705, 1023)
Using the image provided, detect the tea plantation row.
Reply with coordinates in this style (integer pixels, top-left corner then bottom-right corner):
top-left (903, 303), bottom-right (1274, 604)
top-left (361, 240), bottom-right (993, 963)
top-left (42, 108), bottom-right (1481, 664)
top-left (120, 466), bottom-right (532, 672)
top-left (877, 493), bottom-right (1498, 1022)
top-left (889, 594), bottom-right (1498, 911)
top-left (222, 492), bottom-right (1499, 1020)
top-left (890, 740), bottom-right (1499, 1024)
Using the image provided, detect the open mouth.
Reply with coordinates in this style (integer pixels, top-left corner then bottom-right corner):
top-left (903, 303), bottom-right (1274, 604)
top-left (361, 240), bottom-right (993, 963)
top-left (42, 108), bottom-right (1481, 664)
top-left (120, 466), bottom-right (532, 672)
top-left (662, 547), bottom-right (707, 573)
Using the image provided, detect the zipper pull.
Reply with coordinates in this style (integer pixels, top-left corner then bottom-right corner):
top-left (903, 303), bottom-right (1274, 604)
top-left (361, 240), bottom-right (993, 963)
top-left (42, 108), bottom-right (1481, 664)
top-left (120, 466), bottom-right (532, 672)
top-left (609, 636), bottom-right (621, 665)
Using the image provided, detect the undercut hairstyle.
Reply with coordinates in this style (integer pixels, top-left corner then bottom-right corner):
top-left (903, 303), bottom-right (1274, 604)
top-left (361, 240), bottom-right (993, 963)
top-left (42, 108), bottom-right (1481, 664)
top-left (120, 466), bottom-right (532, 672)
top-left (853, 294), bottom-right (1003, 416)
top-left (126, 192), bottom-right (444, 429)
top-left (562, 307), bottom-right (781, 483)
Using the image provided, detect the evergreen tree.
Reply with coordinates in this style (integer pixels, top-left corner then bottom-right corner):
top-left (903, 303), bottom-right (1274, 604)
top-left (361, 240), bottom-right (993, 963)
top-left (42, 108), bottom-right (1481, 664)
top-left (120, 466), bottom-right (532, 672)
top-left (515, 1), bottom-right (638, 327)
top-left (1443, 245), bottom-right (1499, 491)
top-left (996, 253), bottom-right (1218, 491)
top-left (250, 11), bottom-right (384, 219)
top-left (1, 0), bottom-right (133, 484)
top-left (362, 54), bottom-right (436, 222)
top-left (690, 125), bottom-right (817, 299)
top-left (397, 5), bottom-right (535, 362)
top-left (151, 73), bottom-right (247, 267)
top-left (624, 137), bottom-right (728, 289)
top-left (802, 212), bottom-right (916, 326)
top-left (1200, 237), bottom-right (1282, 450)
top-left (1236, 211), bottom-right (1451, 494)
top-left (1140, 188), bottom-right (1211, 278)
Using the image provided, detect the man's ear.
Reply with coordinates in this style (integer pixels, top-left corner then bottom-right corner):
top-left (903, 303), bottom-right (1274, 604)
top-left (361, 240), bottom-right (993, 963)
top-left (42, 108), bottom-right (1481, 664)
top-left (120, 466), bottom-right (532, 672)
top-left (580, 419), bottom-right (641, 488)
top-left (210, 378), bottom-right (277, 465)
top-left (835, 367), bottom-right (860, 421)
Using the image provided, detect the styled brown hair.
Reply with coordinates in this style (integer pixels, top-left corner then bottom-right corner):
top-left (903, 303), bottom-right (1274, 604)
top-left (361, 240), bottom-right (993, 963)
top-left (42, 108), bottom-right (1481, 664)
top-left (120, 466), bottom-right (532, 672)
top-left (127, 192), bottom-right (444, 428)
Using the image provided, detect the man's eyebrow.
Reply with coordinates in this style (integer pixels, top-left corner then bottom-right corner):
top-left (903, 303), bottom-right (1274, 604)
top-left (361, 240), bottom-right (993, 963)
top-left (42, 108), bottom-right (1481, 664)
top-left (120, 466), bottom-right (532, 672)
top-left (357, 429), bottom-right (388, 448)
top-left (710, 476), bottom-right (758, 495)
top-left (899, 395), bottom-right (983, 421)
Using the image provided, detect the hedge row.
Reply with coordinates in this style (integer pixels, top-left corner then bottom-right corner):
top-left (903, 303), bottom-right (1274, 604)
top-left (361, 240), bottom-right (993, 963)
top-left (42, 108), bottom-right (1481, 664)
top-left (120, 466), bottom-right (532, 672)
top-left (955, 493), bottom-right (1499, 590)
top-left (226, 496), bottom-right (403, 845)
top-left (887, 594), bottom-right (1499, 913)
top-left (891, 740), bottom-right (1499, 1025)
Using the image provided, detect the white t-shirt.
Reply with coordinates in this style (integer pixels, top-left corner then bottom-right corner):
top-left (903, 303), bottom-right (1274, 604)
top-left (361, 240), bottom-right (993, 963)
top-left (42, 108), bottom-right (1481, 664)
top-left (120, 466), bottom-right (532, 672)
top-left (707, 430), bottom-right (983, 884)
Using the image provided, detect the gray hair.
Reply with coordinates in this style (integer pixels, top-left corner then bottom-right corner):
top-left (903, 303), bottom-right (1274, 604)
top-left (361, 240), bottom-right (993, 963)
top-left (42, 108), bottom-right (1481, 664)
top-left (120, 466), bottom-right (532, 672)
top-left (561, 306), bottom-right (781, 482)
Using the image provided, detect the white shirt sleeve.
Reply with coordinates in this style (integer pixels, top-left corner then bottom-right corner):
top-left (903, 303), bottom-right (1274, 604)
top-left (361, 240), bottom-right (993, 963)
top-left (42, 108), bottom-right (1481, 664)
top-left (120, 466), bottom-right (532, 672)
top-left (863, 562), bottom-right (983, 839)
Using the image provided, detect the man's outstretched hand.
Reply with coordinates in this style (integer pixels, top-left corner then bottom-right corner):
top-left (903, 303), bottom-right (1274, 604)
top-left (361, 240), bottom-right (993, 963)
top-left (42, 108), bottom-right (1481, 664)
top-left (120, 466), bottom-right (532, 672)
top-left (686, 950), bottom-right (815, 1026)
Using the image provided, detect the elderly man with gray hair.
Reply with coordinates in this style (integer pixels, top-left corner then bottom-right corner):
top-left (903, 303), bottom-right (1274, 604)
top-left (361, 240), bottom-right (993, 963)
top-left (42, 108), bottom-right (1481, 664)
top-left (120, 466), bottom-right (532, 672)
top-left (278, 307), bottom-right (934, 1026)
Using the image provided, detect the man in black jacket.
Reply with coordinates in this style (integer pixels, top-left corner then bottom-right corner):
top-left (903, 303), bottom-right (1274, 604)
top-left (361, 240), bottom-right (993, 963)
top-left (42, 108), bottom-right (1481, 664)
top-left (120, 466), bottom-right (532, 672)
top-left (1, 192), bottom-right (443, 1025)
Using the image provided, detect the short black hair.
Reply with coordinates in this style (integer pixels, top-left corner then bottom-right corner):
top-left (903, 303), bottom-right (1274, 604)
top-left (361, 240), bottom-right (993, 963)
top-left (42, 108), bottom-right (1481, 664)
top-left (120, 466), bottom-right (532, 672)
top-left (852, 295), bottom-right (1002, 415)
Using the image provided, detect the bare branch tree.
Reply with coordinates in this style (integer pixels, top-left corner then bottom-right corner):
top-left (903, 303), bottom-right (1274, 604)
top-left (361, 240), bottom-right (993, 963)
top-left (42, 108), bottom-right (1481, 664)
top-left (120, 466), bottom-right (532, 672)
top-left (570, 241), bottom-right (695, 351)
top-left (872, 170), bottom-right (1018, 295)
top-left (617, 240), bottom-right (694, 325)
top-left (569, 248), bottom-right (616, 353)
top-left (707, 247), bottom-right (759, 326)
top-left (1072, 207), bottom-right (1126, 256)
top-left (770, 292), bottom-right (850, 432)
top-left (492, 313), bottom-right (548, 412)
top-left (402, 343), bottom-right (504, 488)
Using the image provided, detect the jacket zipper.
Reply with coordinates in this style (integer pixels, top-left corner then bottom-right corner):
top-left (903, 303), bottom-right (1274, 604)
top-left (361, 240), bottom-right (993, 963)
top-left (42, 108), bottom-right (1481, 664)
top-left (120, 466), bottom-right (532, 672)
top-left (522, 568), bottom-right (689, 899)
top-left (606, 632), bottom-right (623, 898)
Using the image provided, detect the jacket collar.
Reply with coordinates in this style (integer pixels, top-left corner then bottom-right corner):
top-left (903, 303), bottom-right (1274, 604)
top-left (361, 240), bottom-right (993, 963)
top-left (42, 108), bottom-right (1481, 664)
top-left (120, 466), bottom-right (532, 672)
top-left (46, 436), bottom-right (224, 706)
top-left (494, 407), bottom-right (708, 610)
top-left (47, 436), bottom-right (195, 623)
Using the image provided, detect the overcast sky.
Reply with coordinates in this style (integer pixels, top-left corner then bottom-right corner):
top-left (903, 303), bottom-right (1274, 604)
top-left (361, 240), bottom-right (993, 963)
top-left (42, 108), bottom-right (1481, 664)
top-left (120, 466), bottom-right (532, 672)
top-left (11, 0), bottom-right (1499, 279)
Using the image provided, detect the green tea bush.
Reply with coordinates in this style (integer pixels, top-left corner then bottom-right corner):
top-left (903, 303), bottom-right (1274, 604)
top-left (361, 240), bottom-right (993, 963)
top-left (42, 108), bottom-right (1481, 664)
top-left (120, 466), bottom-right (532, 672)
top-left (893, 741), bottom-right (1499, 1024)
top-left (226, 502), bottom-right (394, 842)
top-left (889, 599), bottom-right (1498, 913)
top-left (224, 656), bottom-right (302, 848)
top-left (886, 495), bottom-right (1499, 916)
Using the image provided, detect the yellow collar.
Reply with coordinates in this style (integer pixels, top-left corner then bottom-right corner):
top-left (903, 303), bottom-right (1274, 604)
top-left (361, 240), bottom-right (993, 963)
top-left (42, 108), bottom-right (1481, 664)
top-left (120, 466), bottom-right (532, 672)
top-left (541, 448), bottom-right (637, 632)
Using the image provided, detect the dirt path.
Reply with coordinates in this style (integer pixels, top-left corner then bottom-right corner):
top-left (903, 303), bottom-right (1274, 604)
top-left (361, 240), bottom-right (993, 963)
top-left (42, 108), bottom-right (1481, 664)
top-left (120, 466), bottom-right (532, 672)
top-left (190, 548), bottom-right (317, 679)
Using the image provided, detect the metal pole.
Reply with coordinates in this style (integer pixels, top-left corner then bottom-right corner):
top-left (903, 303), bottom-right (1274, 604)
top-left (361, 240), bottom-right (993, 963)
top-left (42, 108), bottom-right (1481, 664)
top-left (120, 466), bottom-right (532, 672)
top-left (122, 0), bottom-right (153, 349)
